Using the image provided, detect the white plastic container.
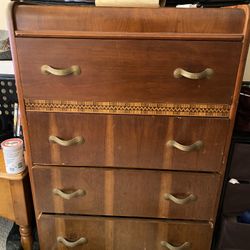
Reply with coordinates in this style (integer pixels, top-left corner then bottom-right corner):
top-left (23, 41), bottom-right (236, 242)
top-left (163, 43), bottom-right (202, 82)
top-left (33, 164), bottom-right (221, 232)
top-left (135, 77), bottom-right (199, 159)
top-left (1, 138), bottom-right (25, 174)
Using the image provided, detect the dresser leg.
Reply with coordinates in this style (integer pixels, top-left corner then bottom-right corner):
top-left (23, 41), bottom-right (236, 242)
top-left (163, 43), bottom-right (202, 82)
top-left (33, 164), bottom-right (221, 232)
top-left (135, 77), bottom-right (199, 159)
top-left (19, 225), bottom-right (33, 250)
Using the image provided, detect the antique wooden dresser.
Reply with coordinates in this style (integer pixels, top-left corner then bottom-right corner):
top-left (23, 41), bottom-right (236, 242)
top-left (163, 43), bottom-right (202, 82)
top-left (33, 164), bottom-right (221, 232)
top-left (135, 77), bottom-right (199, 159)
top-left (8, 2), bottom-right (250, 249)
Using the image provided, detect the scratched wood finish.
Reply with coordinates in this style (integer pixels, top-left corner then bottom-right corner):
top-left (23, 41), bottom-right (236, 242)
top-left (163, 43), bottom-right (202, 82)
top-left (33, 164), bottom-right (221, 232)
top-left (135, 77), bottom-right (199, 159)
top-left (27, 112), bottom-right (229, 172)
top-left (16, 38), bottom-right (241, 104)
top-left (33, 166), bottom-right (220, 221)
top-left (38, 214), bottom-right (213, 250)
top-left (13, 4), bottom-right (245, 35)
top-left (8, 3), bottom-right (250, 250)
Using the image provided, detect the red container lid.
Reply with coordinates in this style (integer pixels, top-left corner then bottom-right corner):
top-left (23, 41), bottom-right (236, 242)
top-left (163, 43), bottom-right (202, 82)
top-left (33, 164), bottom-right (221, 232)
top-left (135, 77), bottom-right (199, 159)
top-left (1, 138), bottom-right (23, 150)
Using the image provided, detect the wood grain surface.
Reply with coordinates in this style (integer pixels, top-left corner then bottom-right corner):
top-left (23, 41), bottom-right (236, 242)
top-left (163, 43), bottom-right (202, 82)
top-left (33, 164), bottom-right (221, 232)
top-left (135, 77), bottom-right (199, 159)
top-left (16, 38), bottom-right (241, 104)
top-left (33, 166), bottom-right (220, 221)
top-left (7, 3), bottom-right (250, 250)
top-left (38, 214), bottom-right (213, 250)
top-left (27, 112), bottom-right (229, 172)
top-left (13, 4), bottom-right (245, 35)
top-left (0, 178), bottom-right (15, 221)
top-left (0, 151), bottom-right (33, 249)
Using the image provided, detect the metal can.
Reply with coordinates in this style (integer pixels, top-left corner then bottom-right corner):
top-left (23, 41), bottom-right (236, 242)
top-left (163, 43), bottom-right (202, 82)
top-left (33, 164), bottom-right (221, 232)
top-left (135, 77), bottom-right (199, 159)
top-left (1, 138), bottom-right (25, 174)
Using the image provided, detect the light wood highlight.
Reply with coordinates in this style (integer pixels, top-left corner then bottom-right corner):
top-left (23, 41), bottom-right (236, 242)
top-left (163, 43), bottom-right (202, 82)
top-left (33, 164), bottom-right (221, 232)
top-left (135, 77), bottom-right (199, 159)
top-left (33, 166), bottom-right (220, 221)
top-left (20, 225), bottom-right (33, 250)
top-left (0, 178), bottom-right (15, 221)
top-left (13, 4), bottom-right (245, 35)
top-left (7, 3), bottom-right (250, 250)
top-left (0, 150), bottom-right (33, 249)
top-left (27, 112), bottom-right (229, 173)
top-left (25, 99), bottom-right (231, 118)
top-left (38, 214), bottom-right (213, 250)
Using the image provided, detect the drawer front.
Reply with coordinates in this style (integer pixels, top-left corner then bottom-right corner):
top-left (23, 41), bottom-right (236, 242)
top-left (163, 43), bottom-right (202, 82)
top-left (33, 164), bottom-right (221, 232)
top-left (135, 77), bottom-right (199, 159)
top-left (17, 38), bottom-right (241, 105)
top-left (27, 112), bottom-right (229, 172)
top-left (38, 215), bottom-right (213, 250)
top-left (33, 166), bottom-right (220, 220)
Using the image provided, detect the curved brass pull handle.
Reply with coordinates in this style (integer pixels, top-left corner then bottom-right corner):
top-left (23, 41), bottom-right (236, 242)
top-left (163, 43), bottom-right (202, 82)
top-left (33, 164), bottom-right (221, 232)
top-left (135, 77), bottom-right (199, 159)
top-left (53, 188), bottom-right (86, 200)
top-left (49, 135), bottom-right (84, 147)
top-left (161, 241), bottom-right (191, 250)
top-left (41, 65), bottom-right (81, 76)
top-left (57, 236), bottom-right (87, 248)
top-left (164, 193), bottom-right (197, 205)
top-left (173, 68), bottom-right (214, 80)
top-left (167, 140), bottom-right (203, 152)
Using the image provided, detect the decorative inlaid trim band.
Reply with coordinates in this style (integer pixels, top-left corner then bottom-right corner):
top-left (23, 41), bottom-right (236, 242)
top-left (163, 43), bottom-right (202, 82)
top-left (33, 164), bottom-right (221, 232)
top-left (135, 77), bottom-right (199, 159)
top-left (25, 99), bottom-right (230, 117)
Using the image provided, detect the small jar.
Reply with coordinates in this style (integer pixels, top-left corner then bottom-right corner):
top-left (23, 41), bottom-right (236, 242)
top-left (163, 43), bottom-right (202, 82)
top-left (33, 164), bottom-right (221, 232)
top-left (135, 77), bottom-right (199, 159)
top-left (1, 138), bottom-right (25, 174)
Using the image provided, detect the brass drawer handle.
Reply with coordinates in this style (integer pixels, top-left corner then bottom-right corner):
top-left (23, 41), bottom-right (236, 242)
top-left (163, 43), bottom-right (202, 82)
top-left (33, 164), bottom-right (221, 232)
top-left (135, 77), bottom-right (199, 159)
top-left (161, 241), bottom-right (191, 250)
top-left (167, 140), bottom-right (203, 152)
top-left (49, 135), bottom-right (84, 147)
top-left (53, 188), bottom-right (86, 200)
top-left (173, 68), bottom-right (214, 80)
top-left (57, 236), bottom-right (87, 248)
top-left (41, 65), bottom-right (81, 76)
top-left (164, 193), bottom-right (197, 205)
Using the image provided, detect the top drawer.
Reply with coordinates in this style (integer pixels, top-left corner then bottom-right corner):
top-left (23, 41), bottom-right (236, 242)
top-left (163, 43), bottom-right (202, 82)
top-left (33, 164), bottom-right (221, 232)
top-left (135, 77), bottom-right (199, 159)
top-left (16, 38), bottom-right (241, 105)
top-left (13, 5), bottom-right (245, 35)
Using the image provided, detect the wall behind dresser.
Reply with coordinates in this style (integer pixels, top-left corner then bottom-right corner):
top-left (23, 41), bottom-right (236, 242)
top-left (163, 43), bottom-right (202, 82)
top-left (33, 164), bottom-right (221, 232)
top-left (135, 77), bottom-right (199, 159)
top-left (0, 0), bottom-right (250, 79)
top-left (0, 0), bottom-right (9, 31)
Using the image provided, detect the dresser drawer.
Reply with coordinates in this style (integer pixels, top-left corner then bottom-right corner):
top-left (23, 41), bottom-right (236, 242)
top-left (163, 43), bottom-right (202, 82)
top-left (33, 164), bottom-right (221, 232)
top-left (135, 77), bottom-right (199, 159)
top-left (27, 112), bottom-right (229, 172)
top-left (38, 214), bottom-right (213, 250)
top-left (33, 166), bottom-right (220, 220)
top-left (17, 38), bottom-right (241, 105)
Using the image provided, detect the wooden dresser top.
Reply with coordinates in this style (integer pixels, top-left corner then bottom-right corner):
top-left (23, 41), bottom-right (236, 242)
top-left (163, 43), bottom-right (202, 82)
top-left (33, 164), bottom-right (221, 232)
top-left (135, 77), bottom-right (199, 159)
top-left (11, 3), bottom-right (249, 41)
